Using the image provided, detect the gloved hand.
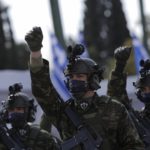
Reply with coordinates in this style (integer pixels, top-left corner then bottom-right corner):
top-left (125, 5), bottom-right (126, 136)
top-left (114, 46), bottom-right (132, 63)
top-left (114, 46), bottom-right (132, 73)
top-left (25, 27), bottom-right (43, 52)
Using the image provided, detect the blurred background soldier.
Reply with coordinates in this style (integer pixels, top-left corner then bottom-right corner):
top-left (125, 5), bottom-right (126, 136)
top-left (25, 26), bottom-right (144, 150)
top-left (107, 47), bottom-right (150, 149)
top-left (0, 83), bottom-right (60, 150)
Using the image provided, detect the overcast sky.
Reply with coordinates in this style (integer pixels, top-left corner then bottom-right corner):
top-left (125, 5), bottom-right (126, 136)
top-left (1, 0), bottom-right (150, 60)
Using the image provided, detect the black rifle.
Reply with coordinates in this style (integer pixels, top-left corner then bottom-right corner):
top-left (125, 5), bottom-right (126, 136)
top-left (0, 117), bottom-right (26, 150)
top-left (60, 99), bottom-right (103, 150)
top-left (129, 109), bottom-right (150, 150)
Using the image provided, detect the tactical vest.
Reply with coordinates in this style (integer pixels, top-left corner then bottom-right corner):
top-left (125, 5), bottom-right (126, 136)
top-left (81, 95), bottom-right (114, 150)
top-left (61, 95), bottom-right (114, 150)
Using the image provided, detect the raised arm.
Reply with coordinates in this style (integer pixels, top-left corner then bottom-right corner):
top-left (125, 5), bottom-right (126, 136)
top-left (25, 27), bottom-right (59, 120)
top-left (107, 46), bottom-right (132, 109)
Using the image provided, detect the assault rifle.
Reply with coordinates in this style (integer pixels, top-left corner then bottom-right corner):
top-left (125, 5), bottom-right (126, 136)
top-left (60, 98), bottom-right (103, 150)
top-left (0, 114), bottom-right (26, 150)
top-left (129, 109), bottom-right (150, 150)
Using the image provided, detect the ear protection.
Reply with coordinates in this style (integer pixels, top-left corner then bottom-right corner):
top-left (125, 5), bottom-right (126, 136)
top-left (88, 65), bottom-right (104, 90)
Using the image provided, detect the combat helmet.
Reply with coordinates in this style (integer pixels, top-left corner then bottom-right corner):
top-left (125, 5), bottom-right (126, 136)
top-left (64, 44), bottom-right (104, 91)
top-left (4, 83), bottom-right (36, 122)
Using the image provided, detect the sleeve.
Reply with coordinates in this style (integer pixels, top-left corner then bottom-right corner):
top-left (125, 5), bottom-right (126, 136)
top-left (29, 57), bottom-right (61, 127)
top-left (107, 70), bottom-right (131, 110)
top-left (117, 104), bottom-right (145, 150)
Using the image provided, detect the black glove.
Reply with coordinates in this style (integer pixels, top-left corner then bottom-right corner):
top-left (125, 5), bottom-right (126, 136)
top-left (25, 27), bottom-right (43, 52)
top-left (114, 46), bottom-right (132, 62)
top-left (114, 46), bottom-right (132, 73)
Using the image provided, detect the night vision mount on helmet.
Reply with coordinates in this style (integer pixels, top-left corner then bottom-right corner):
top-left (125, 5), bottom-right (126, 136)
top-left (64, 44), bottom-right (104, 91)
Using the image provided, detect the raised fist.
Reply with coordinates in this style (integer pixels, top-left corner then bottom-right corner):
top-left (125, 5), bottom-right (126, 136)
top-left (25, 27), bottom-right (43, 52)
top-left (114, 46), bottom-right (132, 63)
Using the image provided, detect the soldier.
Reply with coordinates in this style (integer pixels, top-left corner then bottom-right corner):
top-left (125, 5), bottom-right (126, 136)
top-left (0, 83), bottom-right (59, 150)
top-left (107, 47), bottom-right (150, 149)
top-left (25, 26), bottom-right (144, 150)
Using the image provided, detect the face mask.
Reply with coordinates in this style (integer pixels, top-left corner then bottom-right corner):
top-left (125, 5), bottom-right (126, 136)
top-left (136, 90), bottom-right (150, 103)
top-left (8, 112), bottom-right (26, 128)
top-left (68, 80), bottom-right (88, 98)
top-left (139, 93), bottom-right (150, 103)
top-left (68, 80), bottom-right (88, 93)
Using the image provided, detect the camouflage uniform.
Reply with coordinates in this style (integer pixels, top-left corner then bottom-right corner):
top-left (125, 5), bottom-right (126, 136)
top-left (107, 67), bottom-right (150, 150)
top-left (29, 57), bottom-right (144, 150)
top-left (107, 47), bottom-right (150, 149)
top-left (107, 47), bottom-right (132, 110)
top-left (107, 71), bottom-right (131, 109)
top-left (0, 123), bottom-right (59, 150)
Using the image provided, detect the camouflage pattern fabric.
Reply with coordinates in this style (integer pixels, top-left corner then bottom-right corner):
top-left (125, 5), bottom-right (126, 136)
top-left (0, 123), bottom-right (59, 150)
top-left (107, 69), bottom-right (150, 149)
top-left (107, 70), bottom-right (132, 110)
top-left (0, 144), bottom-right (6, 150)
top-left (29, 57), bottom-right (144, 150)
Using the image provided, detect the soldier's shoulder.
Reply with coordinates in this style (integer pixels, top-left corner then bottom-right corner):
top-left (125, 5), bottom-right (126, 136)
top-left (98, 95), bottom-right (122, 104)
top-left (29, 123), bottom-right (51, 139)
top-left (28, 124), bottom-right (57, 148)
top-left (98, 95), bottom-right (125, 109)
top-left (97, 95), bottom-right (111, 103)
top-left (29, 123), bottom-right (41, 134)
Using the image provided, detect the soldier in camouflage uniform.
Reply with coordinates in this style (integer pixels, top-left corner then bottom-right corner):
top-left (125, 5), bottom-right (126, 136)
top-left (107, 47), bottom-right (132, 109)
top-left (107, 47), bottom-right (150, 149)
top-left (25, 26), bottom-right (144, 150)
top-left (0, 83), bottom-right (59, 150)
